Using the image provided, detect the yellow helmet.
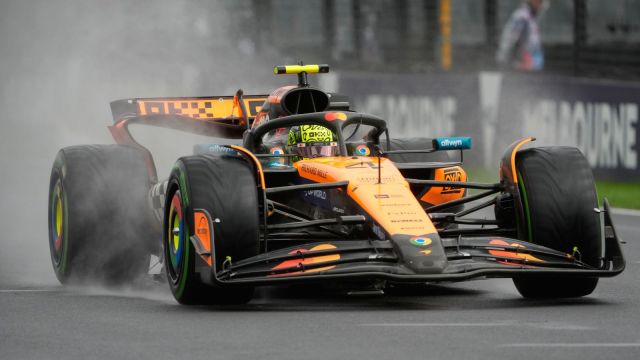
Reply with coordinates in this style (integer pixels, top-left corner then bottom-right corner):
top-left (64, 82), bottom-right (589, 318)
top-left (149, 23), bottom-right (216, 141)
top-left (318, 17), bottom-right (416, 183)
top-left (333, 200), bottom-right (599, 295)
top-left (287, 125), bottom-right (338, 160)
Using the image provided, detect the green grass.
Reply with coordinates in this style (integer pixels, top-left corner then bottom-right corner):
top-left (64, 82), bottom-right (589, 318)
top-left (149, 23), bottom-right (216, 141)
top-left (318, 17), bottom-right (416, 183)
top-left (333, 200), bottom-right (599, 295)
top-left (465, 168), bottom-right (499, 184)
top-left (595, 181), bottom-right (640, 210)
top-left (465, 168), bottom-right (640, 210)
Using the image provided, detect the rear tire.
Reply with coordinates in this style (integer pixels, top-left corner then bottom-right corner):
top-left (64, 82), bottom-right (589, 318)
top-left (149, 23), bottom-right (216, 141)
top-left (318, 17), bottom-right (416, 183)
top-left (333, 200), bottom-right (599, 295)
top-left (512, 147), bottom-right (601, 298)
top-left (48, 145), bottom-right (155, 285)
top-left (164, 153), bottom-right (260, 305)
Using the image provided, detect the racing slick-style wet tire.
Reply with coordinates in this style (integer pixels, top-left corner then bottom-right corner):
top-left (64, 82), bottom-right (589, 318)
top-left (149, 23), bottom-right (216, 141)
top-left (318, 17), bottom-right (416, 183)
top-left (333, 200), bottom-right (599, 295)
top-left (164, 153), bottom-right (260, 305)
top-left (513, 147), bottom-right (601, 298)
top-left (48, 145), bottom-right (155, 285)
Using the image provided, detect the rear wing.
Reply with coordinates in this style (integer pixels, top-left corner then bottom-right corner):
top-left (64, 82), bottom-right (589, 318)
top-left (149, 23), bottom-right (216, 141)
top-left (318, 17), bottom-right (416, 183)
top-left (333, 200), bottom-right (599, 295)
top-left (110, 93), bottom-right (267, 125)
top-left (108, 93), bottom-right (267, 182)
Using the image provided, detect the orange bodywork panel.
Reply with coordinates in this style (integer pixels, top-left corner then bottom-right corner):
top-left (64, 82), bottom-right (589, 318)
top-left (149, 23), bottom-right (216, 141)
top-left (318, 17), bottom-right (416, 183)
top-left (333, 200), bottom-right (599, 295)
top-left (420, 166), bottom-right (467, 206)
top-left (294, 157), bottom-right (438, 237)
top-left (267, 85), bottom-right (296, 104)
top-left (271, 244), bottom-right (340, 275)
top-left (509, 137), bottom-right (535, 183)
top-left (194, 211), bottom-right (213, 267)
top-left (488, 239), bottom-right (543, 267)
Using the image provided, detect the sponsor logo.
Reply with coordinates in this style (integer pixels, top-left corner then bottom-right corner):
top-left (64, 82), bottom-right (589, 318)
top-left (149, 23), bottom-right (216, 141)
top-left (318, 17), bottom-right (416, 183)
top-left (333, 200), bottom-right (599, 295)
top-left (300, 125), bottom-right (334, 143)
top-left (385, 211), bottom-right (418, 216)
top-left (300, 164), bottom-right (328, 178)
top-left (440, 138), bottom-right (462, 147)
top-left (304, 190), bottom-right (327, 200)
top-left (435, 137), bottom-right (471, 150)
top-left (357, 175), bottom-right (397, 183)
top-left (409, 236), bottom-right (433, 246)
top-left (199, 144), bottom-right (235, 154)
top-left (346, 162), bottom-right (379, 169)
top-left (355, 144), bottom-right (371, 156)
top-left (325, 112), bottom-right (348, 121)
top-left (441, 168), bottom-right (463, 194)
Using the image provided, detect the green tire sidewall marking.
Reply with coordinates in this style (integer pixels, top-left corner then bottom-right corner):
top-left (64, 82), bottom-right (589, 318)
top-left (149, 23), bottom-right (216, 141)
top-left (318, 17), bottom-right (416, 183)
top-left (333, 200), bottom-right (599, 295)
top-left (517, 171), bottom-right (533, 242)
top-left (50, 183), bottom-right (60, 266)
top-left (174, 171), bottom-right (190, 300)
top-left (174, 163), bottom-right (189, 209)
top-left (57, 153), bottom-right (69, 275)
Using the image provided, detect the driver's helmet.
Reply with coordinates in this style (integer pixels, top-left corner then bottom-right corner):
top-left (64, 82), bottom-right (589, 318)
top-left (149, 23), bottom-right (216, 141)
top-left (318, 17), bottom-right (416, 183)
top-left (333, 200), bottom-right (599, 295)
top-left (287, 125), bottom-right (338, 161)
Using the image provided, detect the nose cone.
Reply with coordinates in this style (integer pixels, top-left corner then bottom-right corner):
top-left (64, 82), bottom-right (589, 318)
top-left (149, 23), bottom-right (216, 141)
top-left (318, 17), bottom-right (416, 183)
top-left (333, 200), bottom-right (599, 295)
top-left (392, 233), bottom-right (447, 274)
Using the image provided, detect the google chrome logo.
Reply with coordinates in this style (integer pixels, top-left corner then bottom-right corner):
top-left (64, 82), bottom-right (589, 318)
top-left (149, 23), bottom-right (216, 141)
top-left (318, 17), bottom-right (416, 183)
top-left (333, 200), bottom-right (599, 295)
top-left (409, 236), bottom-right (432, 247)
top-left (355, 144), bottom-right (370, 156)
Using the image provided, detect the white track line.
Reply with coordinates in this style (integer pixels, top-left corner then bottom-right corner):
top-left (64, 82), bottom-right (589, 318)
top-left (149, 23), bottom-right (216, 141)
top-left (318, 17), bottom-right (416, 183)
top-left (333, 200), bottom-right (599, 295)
top-left (360, 323), bottom-right (511, 327)
top-left (0, 289), bottom-right (58, 293)
top-left (614, 224), bottom-right (640, 231)
top-left (360, 322), bottom-right (593, 330)
top-left (611, 208), bottom-right (640, 217)
top-left (501, 343), bottom-right (640, 348)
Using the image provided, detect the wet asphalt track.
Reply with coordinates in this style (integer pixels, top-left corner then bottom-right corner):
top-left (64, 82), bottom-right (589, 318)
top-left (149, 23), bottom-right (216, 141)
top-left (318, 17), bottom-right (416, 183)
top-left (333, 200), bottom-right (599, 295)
top-left (1, 212), bottom-right (639, 360)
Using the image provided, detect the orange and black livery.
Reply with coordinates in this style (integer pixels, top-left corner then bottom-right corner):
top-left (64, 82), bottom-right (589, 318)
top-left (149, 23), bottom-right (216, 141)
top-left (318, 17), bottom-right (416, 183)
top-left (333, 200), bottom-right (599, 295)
top-left (48, 64), bottom-right (625, 304)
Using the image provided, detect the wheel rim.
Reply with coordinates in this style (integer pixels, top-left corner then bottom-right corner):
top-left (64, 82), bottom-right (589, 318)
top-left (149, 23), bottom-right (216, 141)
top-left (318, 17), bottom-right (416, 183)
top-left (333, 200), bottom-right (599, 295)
top-left (166, 191), bottom-right (184, 283)
top-left (50, 179), bottom-right (65, 266)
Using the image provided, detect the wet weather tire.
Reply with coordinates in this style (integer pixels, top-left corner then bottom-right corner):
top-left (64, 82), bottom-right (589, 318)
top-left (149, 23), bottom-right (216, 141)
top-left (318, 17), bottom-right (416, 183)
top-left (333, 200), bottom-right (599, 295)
top-left (513, 147), bottom-right (601, 298)
top-left (164, 153), bottom-right (259, 305)
top-left (48, 145), bottom-right (155, 285)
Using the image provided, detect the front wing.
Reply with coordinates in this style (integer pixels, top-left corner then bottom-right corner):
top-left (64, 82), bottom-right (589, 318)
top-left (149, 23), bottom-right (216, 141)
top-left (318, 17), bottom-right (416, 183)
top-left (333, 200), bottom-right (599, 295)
top-left (199, 201), bottom-right (625, 287)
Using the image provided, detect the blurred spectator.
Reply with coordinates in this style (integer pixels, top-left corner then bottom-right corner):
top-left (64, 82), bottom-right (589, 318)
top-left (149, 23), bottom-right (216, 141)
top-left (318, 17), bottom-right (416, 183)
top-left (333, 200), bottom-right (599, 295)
top-left (496, 0), bottom-right (545, 71)
top-left (360, 4), bottom-right (383, 66)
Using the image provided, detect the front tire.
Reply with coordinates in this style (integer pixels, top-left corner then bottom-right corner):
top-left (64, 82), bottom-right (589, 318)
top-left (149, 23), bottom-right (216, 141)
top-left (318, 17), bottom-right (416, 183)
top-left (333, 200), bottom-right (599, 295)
top-left (164, 153), bottom-right (260, 305)
top-left (513, 147), bottom-right (601, 298)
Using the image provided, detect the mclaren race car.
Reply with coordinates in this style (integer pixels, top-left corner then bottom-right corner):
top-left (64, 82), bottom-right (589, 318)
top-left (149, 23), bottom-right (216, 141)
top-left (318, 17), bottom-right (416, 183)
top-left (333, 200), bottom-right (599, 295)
top-left (48, 64), bottom-right (625, 304)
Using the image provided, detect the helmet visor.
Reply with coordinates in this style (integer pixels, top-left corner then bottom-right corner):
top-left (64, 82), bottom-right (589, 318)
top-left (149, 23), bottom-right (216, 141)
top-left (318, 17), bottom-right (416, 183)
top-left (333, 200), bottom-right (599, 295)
top-left (292, 142), bottom-right (338, 158)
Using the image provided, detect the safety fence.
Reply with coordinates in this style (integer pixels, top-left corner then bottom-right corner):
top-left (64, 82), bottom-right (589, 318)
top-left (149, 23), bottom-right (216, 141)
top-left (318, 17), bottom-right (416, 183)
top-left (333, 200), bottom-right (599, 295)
top-left (327, 71), bottom-right (640, 181)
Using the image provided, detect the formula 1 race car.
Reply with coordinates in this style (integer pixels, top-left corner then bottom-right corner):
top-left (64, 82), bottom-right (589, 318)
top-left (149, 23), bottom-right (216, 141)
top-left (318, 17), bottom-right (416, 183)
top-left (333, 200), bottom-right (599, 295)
top-left (48, 64), bottom-right (625, 304)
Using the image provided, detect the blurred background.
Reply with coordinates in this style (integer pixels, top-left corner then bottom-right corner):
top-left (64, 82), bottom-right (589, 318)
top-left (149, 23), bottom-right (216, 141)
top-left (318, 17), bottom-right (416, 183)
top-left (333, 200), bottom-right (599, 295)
top-left (1, 0), bottom-right (639, 285)
top-left (231, 0), bottom-right (640, 78)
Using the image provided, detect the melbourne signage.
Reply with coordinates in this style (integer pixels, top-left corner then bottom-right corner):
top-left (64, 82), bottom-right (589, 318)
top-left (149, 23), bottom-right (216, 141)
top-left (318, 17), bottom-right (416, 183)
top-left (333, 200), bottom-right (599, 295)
top-left (521, 100), bottom-right (637, 170)
top-left (337, 72), bottom-right (479, 140)
top-left (336, 71), bottom-right (640, 180)
top-left (497, 73), bottom-right (640, 180)
top-left (337, 72), bottom-right (483, 165)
